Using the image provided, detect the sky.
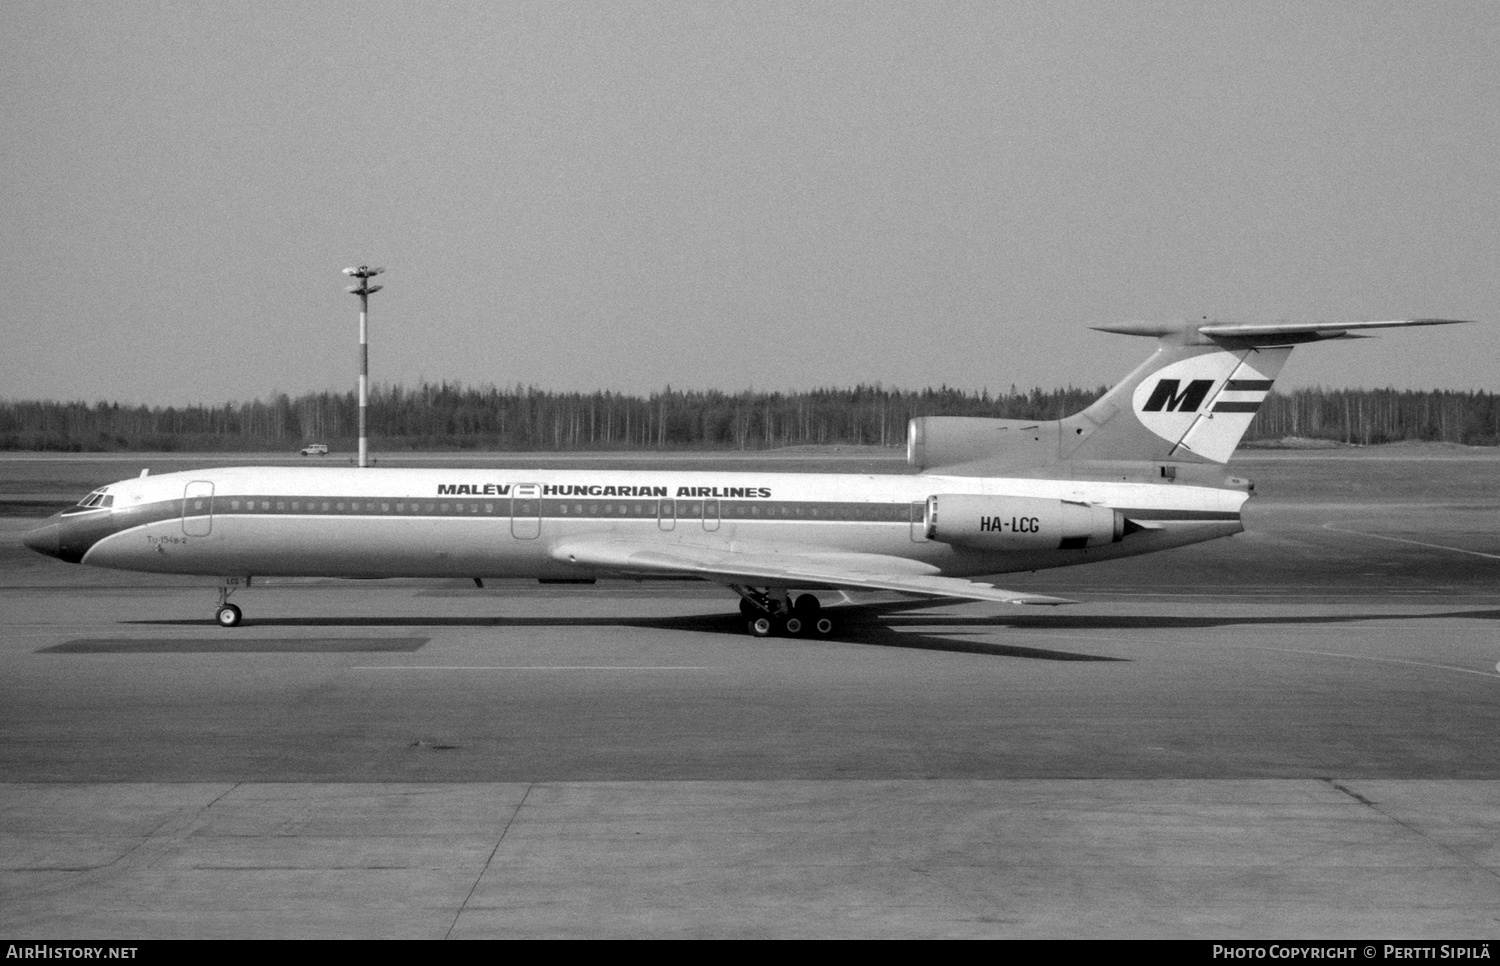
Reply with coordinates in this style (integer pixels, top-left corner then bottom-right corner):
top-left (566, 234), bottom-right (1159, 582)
top-left (3, 1), bottom-right (1498, 406)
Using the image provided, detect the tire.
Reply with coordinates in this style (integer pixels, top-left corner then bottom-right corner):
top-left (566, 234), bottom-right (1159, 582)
top-left (793, 593), bottom-right (821, 617)
top-left (783, 616), bottom-right (804, 636)
top-left (747, 616), bottom-right (775, 638)
top-left (216, 603), bottom-right (242, 627)
top-left (812, 616), bottom-right (835, 636)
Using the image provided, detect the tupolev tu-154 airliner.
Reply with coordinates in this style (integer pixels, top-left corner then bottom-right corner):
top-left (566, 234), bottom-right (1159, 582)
top-left (23, 318), bottom-right (1470, 636)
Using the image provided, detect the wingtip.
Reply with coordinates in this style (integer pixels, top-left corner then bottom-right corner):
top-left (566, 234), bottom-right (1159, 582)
top-left (1089, 321), bottom-right (1181, 338)
top-left (1012, 593), bottom-right (1079, 606)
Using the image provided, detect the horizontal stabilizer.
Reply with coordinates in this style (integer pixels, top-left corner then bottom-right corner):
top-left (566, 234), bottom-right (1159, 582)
top-left (1092, 318), bottom-right (1475, 346)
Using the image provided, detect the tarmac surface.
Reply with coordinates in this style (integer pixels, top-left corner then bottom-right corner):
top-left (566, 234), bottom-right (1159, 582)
top-left (2, 448), bottom-right (1498, 938)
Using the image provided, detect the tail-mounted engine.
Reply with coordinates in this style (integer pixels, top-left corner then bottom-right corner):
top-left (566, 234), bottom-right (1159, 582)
top-left (925, 494), bottom-right (1125, 551)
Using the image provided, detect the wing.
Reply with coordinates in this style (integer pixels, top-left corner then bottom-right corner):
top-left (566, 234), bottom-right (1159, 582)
top-left (551, 540), bottom-right (1075, 606)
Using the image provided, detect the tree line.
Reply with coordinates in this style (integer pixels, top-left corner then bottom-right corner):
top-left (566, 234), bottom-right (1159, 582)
top-left (1, 383), bottom-right (1496, 452)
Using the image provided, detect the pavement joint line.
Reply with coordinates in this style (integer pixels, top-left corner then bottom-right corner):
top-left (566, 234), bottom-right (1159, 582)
top-left (447, 782), bottom-right (533, 941)
top-left (71, 783), bottom-right (241, 885)
top-left (1321, 522), bottom-right (1500, 560)
top-left (1328, 779), bottom-right (1500, 888)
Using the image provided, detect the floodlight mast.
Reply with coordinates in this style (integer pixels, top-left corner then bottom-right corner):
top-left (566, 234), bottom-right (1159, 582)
top-left (343, 266), bottom-right (384, 468)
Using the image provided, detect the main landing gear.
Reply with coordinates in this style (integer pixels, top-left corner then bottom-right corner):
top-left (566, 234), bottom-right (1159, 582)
top-left (214, 577), bottom-right (250, 627)
top-left (733, 587), bottom-right (836, 638)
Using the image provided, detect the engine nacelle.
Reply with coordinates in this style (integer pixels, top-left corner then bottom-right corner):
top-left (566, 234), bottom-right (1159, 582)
top-left (909, 416), bottom-right (1060, 470)
top-left (925, 494), bottom-right (1124, 551)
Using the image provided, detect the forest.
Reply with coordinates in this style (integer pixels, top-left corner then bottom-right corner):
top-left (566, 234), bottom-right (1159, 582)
top-left (2, 383), bottom-right (1497, 452)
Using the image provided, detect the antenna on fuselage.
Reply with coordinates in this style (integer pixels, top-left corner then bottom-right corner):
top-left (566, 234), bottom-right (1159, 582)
top-left (343, 265), bottom-right (385, 468)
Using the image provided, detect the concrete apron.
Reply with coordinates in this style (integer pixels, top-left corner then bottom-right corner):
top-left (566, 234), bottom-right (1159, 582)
top-left (3, 779), bottom-right (1498, 939)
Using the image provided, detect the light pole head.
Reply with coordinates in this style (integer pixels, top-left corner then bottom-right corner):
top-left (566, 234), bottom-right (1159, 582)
top-left (343, 265), bottom-right (385, 297)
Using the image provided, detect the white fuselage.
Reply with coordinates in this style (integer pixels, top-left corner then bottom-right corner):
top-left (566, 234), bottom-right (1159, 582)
top-left (61, 466), bottom-right (1248, 582)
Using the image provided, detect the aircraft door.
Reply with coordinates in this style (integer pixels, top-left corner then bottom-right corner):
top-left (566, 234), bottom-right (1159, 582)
top-left (909, 501), bottom-right (927, 542)
top-left (658, 499), bottom-right (675, 531)
top-left (703, 499), bottom-right (720, 532)
top-left (510, 484), bottom-right (541, 539)
top-left (183, 481), bottom-right (214, 537)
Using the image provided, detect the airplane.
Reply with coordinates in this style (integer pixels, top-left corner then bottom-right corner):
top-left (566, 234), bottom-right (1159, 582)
top-left (22, 318), bottom-right (1471, 637)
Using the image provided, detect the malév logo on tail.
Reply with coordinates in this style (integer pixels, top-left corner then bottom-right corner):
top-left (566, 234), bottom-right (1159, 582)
top-left (1141, 379), bottom-right (1214, 413)
top-left (1128, 346), bottom-right (1291, 462)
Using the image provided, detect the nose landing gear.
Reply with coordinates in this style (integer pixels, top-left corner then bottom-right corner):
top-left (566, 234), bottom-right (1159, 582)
top-left (214, 577), bottom-right (250, 627)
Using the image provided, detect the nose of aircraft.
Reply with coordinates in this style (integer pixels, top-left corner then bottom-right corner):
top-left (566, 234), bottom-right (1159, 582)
top-left (22, 519), bottom-right (64, 559)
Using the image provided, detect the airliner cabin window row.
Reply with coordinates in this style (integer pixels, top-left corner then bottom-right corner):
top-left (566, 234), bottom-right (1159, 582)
top-left (193, 496), bottom-right (910, 521)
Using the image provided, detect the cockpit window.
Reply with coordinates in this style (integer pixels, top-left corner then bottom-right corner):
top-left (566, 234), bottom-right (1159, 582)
top-left (74, 489), bottom-right (113, 509)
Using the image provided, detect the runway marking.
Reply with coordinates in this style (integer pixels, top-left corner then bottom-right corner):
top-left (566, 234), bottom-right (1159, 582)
top-left (1195, 641), bottom-right (1500, 680)
top-left (1020, 591), bottom-right (1460, 599)
top-left (353, 665), bottom-right (711, 671)
top-left (1006, 631), bottom-right (1500, 681)
top-left (1321, 522), bottom-right (1500, 561)
top-left (45, 637), bottom-right (428, 653)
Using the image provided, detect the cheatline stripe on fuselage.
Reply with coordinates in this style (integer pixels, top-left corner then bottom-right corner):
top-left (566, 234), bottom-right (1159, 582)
top-left (57, 495), bottom-right (1240, 551)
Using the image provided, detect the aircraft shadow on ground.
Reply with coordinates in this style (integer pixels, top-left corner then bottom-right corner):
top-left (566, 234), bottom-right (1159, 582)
top-left (124, 611), bottom-right (1122, 661)
top-left (882, 608), bottom-right (1500, 631)
top-left (121, 607), bottom-right (1500, 661)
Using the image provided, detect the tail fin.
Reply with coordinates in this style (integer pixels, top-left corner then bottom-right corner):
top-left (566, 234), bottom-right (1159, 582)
top-left (909, 319), bottom-right (1471, 473)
